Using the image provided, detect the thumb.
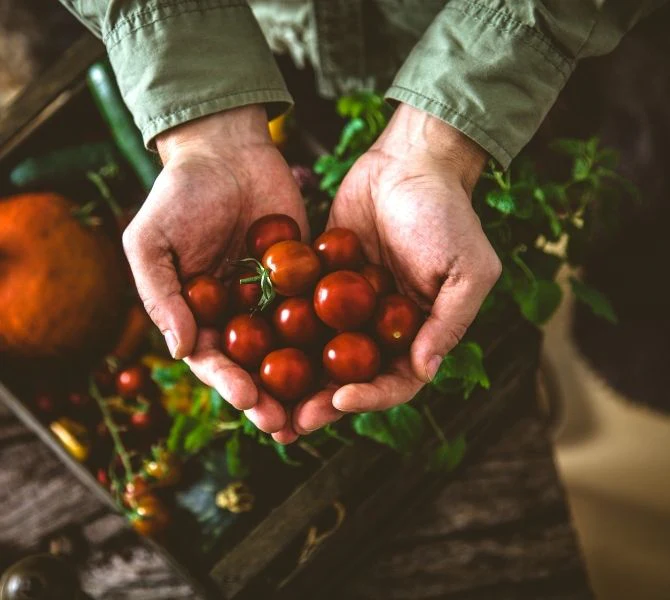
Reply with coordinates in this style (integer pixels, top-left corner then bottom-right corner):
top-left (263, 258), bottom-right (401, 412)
top-left (122, 223), bottom-right (197, 359)
top-left (410, 260), bottom-right (500, 383)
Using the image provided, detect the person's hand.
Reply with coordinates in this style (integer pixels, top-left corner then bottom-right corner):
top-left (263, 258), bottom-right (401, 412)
top-left (287, 103), bottom-right (501, 441)
top-left (122, 105), bottom-right (309, 434)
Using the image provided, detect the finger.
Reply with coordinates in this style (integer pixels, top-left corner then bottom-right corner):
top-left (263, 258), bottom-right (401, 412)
top-left (122, 217), bottom-right (196, 359)
top-left (272, 425), bottom-right (299, 445)
top-left (411, 254), bottom-right (500, 383)
top-left (184, 330), bottom-right (257, 410)
top-left (244, 388), bottom-right (287, 434)
top-left (332, 358), bottom-right (423, 412)
top-left (292, 388), bottom-right (342, 435)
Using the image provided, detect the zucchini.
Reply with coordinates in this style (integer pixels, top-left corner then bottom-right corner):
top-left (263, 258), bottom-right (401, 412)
top-left (87, 60), bottom-right (160, 192)
top-left (9, 142), bottom-right (120, 188)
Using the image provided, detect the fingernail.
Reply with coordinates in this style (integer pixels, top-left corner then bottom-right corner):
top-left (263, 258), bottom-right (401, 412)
top-left (426, 355), bottom-right (443, 381)
top-left (165, 330), bottom-right (179, 358)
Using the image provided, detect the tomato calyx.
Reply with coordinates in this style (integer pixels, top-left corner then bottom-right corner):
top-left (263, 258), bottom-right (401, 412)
top-left (232, 257), bottom-right (276, 311)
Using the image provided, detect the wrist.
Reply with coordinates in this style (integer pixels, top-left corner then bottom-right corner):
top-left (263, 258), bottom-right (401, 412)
top-left (376, 103), bottom-right (487, 193)
top-left (156, 105), bottom-right (271, 164)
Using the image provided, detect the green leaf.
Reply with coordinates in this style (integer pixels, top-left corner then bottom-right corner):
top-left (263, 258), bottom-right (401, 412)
top-left (569, 277), bottom-right (618, 324)
top-left (152, 361), bottom-right (190, 391)
top-left (572, 156), bottom-right (591, 181)
top-left (428, 435), bottom-right (467, 472)
top-left (335, 117), bottom-right (366, 156)
top-left (208, 388), bottom-right (224, 418)
top-left (432, 342), bottom-right (489, 399)
top-left (271, 440), bottom-right (301, 466)
top-left (385, 404), bottom-right (425, 454)
top-left (513, 279), bottom-right (563, 325)
top-left (166, 413), bottom-right (191, 454)
top-left (352, 412), bottom-right (396, 448)
top-left (225, 431), bottom-right (250, 478)
top-left (586, 137), bottom-right (599, 157)
top-left (184, 422), bottom-right (214, 454)
top-left (485, 189), bottom-right (516, 215)
top-left (550, 138), bottom-right (586, 157)
top-left (534, 188), bottom-right (562, 238)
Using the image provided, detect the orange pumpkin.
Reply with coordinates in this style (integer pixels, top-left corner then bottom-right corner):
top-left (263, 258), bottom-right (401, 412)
top-left (0, 193), bottom-right (126, 358)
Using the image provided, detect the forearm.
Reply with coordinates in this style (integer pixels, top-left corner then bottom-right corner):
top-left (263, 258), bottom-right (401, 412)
top-left (387, 0), bottom-right (667, 168)
top-left (58, 0), bottom-right (292, 147)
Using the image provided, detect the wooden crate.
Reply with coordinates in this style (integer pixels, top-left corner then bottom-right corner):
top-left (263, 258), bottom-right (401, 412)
top-left (0, 37), bottom-right (543, 599)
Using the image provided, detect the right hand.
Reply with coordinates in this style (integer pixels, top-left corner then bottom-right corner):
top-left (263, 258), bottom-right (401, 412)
top-left (122, 105), bottom-right (309, 434)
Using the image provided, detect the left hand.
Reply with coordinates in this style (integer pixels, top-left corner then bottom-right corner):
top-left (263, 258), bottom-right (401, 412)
top-left (279, 104), bottom-right (501, 442)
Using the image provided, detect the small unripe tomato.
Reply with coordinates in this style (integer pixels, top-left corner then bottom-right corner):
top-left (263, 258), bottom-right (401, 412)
top-left (131, 494), bottom-right (171, 538)
top-left (183, 275), bottom-right (227, 326)
top-left (246, 213), bottom-right (301, 260)
top-left (373, 294), bottom-right (423, 352)
top-left (272, 297), bottom-right (322, 347)
top-left (323, 333), bottom-right (381, 384)
top-left (262, 240), bottom-right (321, 296)
top-left (360, 263), bottom-right (395, 297)
top-left (144, 451), bottom-right (182, 487)
top-left (116, 365), bottom-right (152, 398)
top-left (314, 270), bottom-right (376, 331)
top-left (122, 475), bottom-right (151, 508)
top-left (222, 314), bottom-right (274, 369)
top-left (260, 348), bottom-right (313, 405)
top-left (313, 227), bottom-right (364, 271)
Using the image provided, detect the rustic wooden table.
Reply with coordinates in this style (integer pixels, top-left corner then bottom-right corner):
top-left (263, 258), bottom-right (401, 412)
top-left (0, 401), bottom-right (592, 599)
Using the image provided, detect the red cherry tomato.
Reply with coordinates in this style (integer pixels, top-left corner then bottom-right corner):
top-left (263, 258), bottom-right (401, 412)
top-left (313, 270), bottom-right (376, 331)
top-left (229, 269), bottom-right (262, 312)
top-left (260, 348), bottom-right (313, 404)
top-left (116, 365), bottom-right (152, 397)
top-left (360, 263), bottom-right (394, 297)
top-left (323, 333), bottom-right (381, 384)
top-left (374, 294), bottom-right (423, 352)
top-left (130, 408), bottom-right (153, 431)
top-left (262, 240), bottom-right (321, 296)
top-left (123, 475), bottom-right (151, 508)
top-left (246, 213), bottom-right (301, 260)
top-left (184, 275), bottom-right (227, 326)
top-left (313, 227), bottom-right (364, 272)
top-left (222, 314), bottom-right (274, 369)
top-left (272, 297), bottom-right (322, 347)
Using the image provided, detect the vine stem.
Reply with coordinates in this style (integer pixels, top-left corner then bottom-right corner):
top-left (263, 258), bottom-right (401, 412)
top-left (89, 377), bottom-right (134, 481)
top-left (86, 169), bottom-right (123, 218)
top-left (422, 405), bottom-right (448, 445)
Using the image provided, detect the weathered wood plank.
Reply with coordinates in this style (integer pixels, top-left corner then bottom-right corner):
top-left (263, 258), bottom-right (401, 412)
top-left (0, 33), bottom-right (104, 158)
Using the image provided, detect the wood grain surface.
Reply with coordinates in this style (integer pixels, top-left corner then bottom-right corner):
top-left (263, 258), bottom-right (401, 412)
top-left (0, 399), bottom-right (592, 599)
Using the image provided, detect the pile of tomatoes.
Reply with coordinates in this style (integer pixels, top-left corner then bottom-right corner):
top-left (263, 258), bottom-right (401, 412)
top-left (184, 214), bottom-right (424, 405)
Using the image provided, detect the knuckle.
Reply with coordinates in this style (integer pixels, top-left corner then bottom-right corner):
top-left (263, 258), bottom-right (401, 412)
top-left (482, 252), bottom-right (503, 286)
top-left (121, 223), bottom-right (139, 255)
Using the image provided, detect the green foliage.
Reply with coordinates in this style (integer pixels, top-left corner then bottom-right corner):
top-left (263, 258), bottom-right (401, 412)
top-left (314, 92), bottom-right (392, 197)
top-left (569, 277), bottom-right (618, 323)
top-left (428, 435), bottom-right (467, 473)
top-left (432, 342), bottom-right (489, 399)
top-left (352, 404), bottom-right (424, 455)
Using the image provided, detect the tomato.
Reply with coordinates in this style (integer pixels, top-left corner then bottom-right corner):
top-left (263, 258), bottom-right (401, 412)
top-left (123, 475), bottom-right (151, 508)
top-left (229, 269), bottom-right (262, 312)
top-left (373, 294), bottom-right (423, 352)
top-left (116, 365), bottom-right (152, 397)
top-left (246, 213), bottom-right (301, 260)
top-left (34, 392), bottom-right (60, 416)
top-left (260, 348), bottom-right (313, 404)
top-left (184, 275), bottom-right (227, 326)
top-left (131, 494), bottom-right (171, 537)
top-left (49, 418), bottom-right (91, 462)
top-left (130, 408), bottom-right (153, 431)
top-left (272, 297), bottom-right (322, 347)
top-left (313, 227), bottom-right (364, 272)
top-left (222, 314), bottom-right (274, 368)
top-left (144, 451), bottom-right (182, 487)
top-left (323, 333), bottom-right (381, 384)
top-left (262, 240), bottom-right (321, 296)
top-left (314, 270), bottom-right (376, 330)
top-left (360, 263), bottom-right (394, 297)
top-left (97, 467), bottom-right (109, 487)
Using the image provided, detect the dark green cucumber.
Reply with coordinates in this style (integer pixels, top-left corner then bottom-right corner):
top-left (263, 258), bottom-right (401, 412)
top-left (9, 142), bottom-right (119, 188)
top-left (87, 60), bottom-right (160, 192)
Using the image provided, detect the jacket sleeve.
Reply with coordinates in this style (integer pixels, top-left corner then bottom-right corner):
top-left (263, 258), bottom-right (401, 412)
top-left (386, 0), bottom-right (666, 168)
top-left (59, 0), bottom-right (293, 147)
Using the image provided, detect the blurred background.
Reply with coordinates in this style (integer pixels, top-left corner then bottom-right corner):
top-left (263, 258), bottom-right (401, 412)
top-left (1, 1), bottom-right (669, 598)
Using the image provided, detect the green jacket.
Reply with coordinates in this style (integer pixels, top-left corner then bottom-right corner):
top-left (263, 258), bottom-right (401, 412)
top-left (60, 0), bottom-right (664, 167)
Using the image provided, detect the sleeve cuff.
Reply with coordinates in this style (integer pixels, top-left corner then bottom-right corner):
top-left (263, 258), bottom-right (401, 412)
top-left (385, 0), bottom-right (575, 168)
top-left (104, 0), bottom-right (293, 147)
